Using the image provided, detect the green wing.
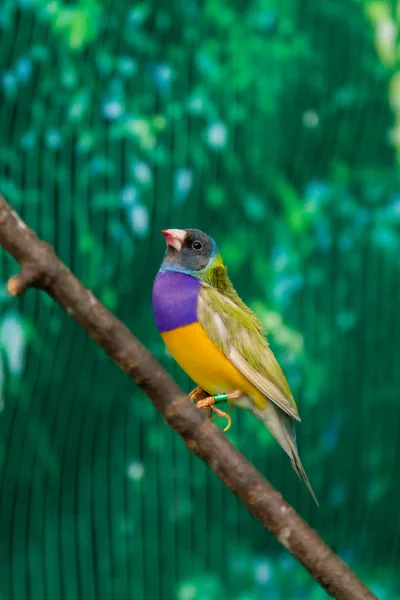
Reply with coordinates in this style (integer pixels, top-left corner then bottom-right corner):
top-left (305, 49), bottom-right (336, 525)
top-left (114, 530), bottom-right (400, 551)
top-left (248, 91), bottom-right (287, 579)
top-left (197, 283), bottom-right (300, 422)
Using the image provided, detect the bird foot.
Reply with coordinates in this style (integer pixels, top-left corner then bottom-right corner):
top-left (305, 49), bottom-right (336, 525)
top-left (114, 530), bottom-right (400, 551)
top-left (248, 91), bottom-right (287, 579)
top-left (189, 386), bottom-right (205, 402)
top-left (196, 391), bottom-right (242, 432)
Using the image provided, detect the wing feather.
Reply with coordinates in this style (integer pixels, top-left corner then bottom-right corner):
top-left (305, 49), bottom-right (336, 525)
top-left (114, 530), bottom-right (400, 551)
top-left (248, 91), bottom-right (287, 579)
top-left (228, 348), bottom-right (300, 421)
top-left (197, 284), bottom-right (300, 421)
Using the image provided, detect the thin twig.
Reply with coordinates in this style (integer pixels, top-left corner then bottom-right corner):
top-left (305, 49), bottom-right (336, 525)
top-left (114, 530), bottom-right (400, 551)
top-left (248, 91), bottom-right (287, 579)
top-left (0, 195), bottom-right (376, 600)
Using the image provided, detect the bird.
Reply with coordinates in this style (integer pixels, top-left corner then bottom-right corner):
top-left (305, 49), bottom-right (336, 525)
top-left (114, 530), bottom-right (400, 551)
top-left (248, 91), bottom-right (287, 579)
top-left (152, 228), bottom-right (318, 505)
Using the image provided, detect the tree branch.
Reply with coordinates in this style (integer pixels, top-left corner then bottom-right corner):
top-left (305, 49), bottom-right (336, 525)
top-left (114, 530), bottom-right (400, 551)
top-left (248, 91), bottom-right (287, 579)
top-left (0, 195), bottom-right (376, 600)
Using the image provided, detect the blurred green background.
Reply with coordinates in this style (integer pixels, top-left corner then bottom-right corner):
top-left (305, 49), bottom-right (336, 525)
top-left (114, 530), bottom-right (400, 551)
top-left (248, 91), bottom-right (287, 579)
top-left (1, 0), bottom-right (400, 598)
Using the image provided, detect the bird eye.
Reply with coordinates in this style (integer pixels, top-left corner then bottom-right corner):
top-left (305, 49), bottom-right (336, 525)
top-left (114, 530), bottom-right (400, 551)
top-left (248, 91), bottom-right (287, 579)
top-left (192, 240), bottom-right (203, 250)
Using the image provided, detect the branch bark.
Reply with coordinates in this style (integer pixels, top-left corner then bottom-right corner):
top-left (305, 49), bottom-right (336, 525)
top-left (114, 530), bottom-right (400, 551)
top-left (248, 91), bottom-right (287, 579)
top-left (0, 195), bottom-right (376, 600)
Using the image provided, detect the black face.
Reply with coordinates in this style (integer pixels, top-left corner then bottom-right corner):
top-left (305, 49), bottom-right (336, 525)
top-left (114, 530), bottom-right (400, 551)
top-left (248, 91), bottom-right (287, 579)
top-left (162, 229), bottom-right (216, 272)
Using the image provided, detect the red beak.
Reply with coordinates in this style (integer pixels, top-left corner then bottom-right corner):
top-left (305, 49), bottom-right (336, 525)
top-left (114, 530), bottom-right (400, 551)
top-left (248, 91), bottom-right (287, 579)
top-left (162, 229), bottom-right (187, 252)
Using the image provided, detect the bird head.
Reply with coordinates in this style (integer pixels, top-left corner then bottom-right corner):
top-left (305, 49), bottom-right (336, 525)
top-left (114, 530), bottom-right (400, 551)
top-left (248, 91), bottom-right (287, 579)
top-left (160, 228), bottom-right (225, 281)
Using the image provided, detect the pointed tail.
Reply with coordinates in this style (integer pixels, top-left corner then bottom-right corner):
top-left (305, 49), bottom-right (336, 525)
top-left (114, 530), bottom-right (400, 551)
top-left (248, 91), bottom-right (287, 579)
top-left (252, 402), bottom-right (319, 506)
top-left (286, 436), bottom-right (319, 506)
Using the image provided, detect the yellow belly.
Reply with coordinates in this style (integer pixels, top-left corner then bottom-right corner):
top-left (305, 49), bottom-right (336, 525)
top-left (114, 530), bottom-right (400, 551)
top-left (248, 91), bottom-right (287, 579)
top-left (162, 322), bottom-right (264, 406)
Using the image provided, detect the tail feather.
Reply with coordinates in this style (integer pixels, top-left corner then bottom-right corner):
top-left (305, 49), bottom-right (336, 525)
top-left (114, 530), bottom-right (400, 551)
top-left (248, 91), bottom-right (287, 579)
top-left (251, 401), bottom-right (319, 506)
top-left (285, 432), bottom-right (319, 506)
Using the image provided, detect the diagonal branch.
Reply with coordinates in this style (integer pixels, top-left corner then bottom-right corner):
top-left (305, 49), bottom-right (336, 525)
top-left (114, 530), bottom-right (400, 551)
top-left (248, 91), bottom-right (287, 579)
top-left (0, 195), bottom-right (376, 600)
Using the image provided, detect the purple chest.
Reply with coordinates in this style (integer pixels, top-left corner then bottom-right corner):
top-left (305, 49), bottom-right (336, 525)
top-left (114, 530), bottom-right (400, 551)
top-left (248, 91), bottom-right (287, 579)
top-left (152, 270), bottom-right (200, 333)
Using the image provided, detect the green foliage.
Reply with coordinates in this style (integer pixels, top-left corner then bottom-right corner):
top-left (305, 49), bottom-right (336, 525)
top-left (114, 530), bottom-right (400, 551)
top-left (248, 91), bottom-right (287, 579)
top-left (34, 0), bottom-right (102, 51)
top-left (1, 0), bottom-right (400, 597)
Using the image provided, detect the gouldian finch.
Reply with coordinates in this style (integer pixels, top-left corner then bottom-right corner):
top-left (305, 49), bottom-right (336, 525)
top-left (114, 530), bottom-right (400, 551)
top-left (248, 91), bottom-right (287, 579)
top-left (152, 228), bottom-right (318, 504)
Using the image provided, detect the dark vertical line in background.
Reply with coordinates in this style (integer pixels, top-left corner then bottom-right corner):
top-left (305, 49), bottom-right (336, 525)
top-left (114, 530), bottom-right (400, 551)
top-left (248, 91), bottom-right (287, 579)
top-left (105, 383), bottom-right (115, 598)
top-left (325, 205), bottom-right (340, 535)
top-left (377, 242), bottom-right (399, 571)
top-left (109, 385), bottom-right (129, 598)
top-left (93, 372), bottom-right (114, 600)
top-left (388, 250), bottom-right (400, 587)
top-left (59, 338), bottom-right (92, 600)
top-left (75, 349), bottom-right (97, 600)
top-left (355, 235), bottom-right (377, 560)
top-left (122, 400), bottom-right (131, 597)
top-left (350, 237), bottom-right (368, 544)
top-left (90, 458), bottom-right (100, 600)
top-left (136, 401), bottom-right (146, 600)
top-left (41, 314), bottom-right (74, 600)
top-left (330, 212), bottom-right (347, 551)
top-left (359, 242), bottom-right (385, 574)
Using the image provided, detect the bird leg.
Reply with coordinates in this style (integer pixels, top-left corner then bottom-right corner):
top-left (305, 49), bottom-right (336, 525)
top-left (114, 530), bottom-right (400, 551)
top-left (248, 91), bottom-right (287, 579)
top-left (196, 391), bottom-right (243, 432)
top-left (188, 386), bottom-right (213, 418)
top-left (196, 390), bottom-right (243, 409)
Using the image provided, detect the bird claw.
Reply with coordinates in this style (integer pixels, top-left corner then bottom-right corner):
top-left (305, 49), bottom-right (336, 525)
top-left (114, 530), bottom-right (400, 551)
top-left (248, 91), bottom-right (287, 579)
top-left (211, 405), bottom-right (232, 432)
top-left (189, 385), bottom-right (205, 402)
